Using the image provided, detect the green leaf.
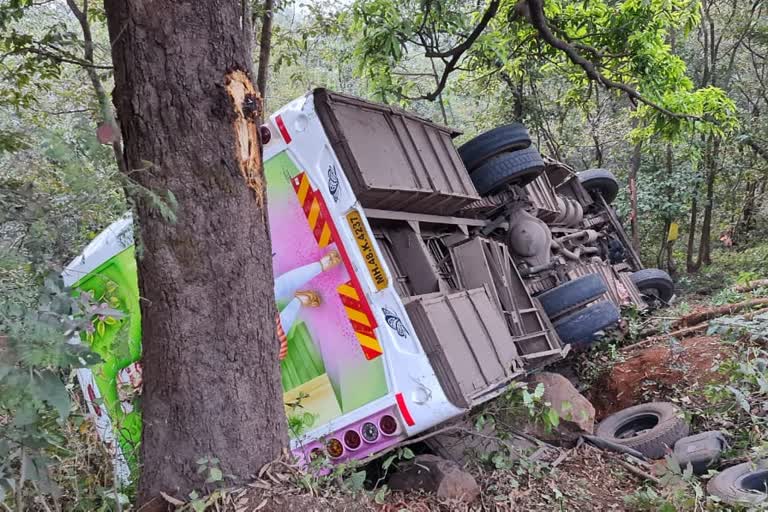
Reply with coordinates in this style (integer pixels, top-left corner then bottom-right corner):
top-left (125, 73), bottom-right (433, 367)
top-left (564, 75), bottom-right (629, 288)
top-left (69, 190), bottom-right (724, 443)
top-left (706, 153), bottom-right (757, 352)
top-left (522, 390), bottom-right (533, 405)
top-left (342, 470), bottom-right (366, 492)
top-left (374, 485), bottom-right (388, 504)
top-left (13, 403), bottom-right (39, 427)
top-left (205, 467), bottom-right (223, 483)
top-left (33, 370), bottom-right (70, 420)
top-left (382, 455), bottom-right (396, 471)
top-left (546, 408), bottom-right (560, 428)
top-left (401, 447), bottom-right (415, 460)
top-left (196, 457), bottom-right (208, 465)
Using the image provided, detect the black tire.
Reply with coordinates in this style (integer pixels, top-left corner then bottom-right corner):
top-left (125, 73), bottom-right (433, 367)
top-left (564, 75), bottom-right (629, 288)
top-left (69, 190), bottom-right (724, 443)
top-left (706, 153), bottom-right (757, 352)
top-left (708, 461), bottom-right (768, 505)
top-left (458, 123), bottom-right (531, 171)
top-left (469, 146), bottom-right (544, 195)
top-left (536, 274), bottom-right (607, 318)
top-left (578, 168), bottom-right (619, 204)
top-left (553, 300), bottom-right (620, 348)
top-left (595, 402), bottom-right (689, 459)
top-left (631, 268), bottom-right (674, 303)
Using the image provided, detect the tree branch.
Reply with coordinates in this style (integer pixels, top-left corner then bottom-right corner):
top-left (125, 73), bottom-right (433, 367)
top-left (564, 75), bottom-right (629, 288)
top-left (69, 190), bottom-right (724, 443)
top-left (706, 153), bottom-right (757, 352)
top-left (22, 46), bottom-right (112, 69)
top-left (65, 0), bottom-right (128, 175)
top-left (525, 0), bottom-right (702, 121)
top-left (424, 0), bottom-right (499, 59)
top-left (406, 0), bottom-right (500, 101)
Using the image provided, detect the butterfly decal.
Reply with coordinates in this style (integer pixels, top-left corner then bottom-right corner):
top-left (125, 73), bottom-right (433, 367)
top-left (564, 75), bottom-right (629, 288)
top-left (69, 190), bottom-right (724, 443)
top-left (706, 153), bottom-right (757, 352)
top-left (382, 307), bottom-right (409, 337)
top-left (327, 164), bottom-right (340, 202)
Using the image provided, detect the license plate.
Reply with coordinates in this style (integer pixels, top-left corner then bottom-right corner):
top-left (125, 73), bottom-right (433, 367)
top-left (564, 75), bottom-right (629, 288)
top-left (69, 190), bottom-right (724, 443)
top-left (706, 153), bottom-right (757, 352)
top-left (346, 210), bottom-right (388, 291)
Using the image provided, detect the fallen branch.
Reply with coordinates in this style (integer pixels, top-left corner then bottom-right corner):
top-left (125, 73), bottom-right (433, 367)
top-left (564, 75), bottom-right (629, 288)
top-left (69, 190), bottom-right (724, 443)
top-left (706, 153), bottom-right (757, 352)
top-left (614, 457), bottom-right (661, 486)
top-left (734, 279), bottom-right (768, 293)
top-left (675, 298), bottom-right (768, 328)
top-left (624, 322), bottom-right (709, 352)
top-left (582, 442), bottom-right (659, 485)
top-left (744, 307), bottom-right (768, 321)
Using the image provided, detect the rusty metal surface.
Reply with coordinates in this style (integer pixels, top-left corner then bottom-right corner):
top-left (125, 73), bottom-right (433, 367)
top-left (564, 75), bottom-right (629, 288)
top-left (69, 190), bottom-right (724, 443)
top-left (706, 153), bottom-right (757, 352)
top-left (543, 157), bottom-right (576, 188)
top-left (314, 88), bottom-right (480, 215)
top-left (452, 238), bottom-right (562, 359)
top-left (405, 287), bottom-right (523, 409)
top-left (617, 269), bottom-right (648, 310)
top-left (525, 173), bottom-right (560, 220)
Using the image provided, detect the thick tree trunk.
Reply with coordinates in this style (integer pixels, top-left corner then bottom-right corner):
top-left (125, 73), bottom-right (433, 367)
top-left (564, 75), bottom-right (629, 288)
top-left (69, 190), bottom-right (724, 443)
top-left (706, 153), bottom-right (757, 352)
top-left (698, 137), bottom-right (720, 267)
top-left (103, 0), bottom-right (287, 503)
top-left (628, 138), bottom-right (642, 253)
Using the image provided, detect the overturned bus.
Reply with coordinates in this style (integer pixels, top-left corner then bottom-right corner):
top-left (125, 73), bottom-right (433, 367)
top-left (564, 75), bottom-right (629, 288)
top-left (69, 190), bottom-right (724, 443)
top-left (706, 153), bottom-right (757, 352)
top-left (63, 88), bottom-right (673, 481)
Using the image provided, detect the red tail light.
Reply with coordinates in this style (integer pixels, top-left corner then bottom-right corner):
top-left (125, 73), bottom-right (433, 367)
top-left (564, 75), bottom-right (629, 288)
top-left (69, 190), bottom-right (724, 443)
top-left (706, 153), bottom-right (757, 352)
top-left (379, 415), bottom-right (398, 436)
top-left (344, 430), bottom-right (362, 450)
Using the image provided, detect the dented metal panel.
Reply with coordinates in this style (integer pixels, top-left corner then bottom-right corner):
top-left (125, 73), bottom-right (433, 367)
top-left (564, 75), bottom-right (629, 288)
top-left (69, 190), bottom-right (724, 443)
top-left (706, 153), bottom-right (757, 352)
top-left (405, 287), bottom-right (524, 409)
top-left (313, 89), bottom-right (480, 215)
top-left (452, 238), bottom-right (563, 359)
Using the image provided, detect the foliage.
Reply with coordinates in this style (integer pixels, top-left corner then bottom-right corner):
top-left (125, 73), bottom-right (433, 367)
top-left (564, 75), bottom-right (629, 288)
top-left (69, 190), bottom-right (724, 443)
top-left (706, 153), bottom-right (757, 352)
top-left (0, 271), bottom-right (130, 509)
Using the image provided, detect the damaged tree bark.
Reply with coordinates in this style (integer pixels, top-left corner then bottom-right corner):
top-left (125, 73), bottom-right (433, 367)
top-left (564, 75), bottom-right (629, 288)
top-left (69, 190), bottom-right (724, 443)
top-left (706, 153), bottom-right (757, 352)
top-left (103, 0), bottom-right (286, 504)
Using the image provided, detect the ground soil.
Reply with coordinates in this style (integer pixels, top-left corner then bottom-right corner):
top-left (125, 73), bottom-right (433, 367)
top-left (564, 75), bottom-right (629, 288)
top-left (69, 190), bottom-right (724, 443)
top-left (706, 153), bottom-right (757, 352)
top-left (225, 444), bottom-right (641, 511)
top-left (589, 335), bottom-right (732, 419)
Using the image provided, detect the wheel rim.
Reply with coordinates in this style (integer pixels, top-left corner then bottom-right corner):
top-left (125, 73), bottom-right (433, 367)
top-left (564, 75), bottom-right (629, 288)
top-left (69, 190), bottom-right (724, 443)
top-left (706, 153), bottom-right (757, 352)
top-left (615, 413), bottom-right (660, 439)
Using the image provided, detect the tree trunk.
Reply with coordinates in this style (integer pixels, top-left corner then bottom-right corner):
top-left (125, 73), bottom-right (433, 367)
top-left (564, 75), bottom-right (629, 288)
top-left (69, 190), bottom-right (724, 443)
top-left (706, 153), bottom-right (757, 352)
top-left (662, 145), bottom-right (677, 278)
top-left (256, 0), bottom-right (274, 102)
top-left (66, 0), bottom-right (127, 176)
top-left (736, 179), bottom-right (757, 243)
top-left (656, 218), bottom-right (670, 269)
top-left (628, 137), bottom-right (642, 253)
top-left (103, 0), bottom-right (287, 503)
top-left (698, 137), bottom-right (720, 267)
top-left (686, 182), bottom-right (700, 273)
top-left (666, 235), bottom-right (677, 279)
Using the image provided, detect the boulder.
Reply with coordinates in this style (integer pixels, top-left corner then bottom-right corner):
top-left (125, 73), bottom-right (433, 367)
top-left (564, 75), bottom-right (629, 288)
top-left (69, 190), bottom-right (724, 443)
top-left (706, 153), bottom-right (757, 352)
top-left (526, 372), bottom-right (596, 444)
top-left (387, 454), bottom-right (480, 503)
top-left (425, 418), bottom-right (537, 468)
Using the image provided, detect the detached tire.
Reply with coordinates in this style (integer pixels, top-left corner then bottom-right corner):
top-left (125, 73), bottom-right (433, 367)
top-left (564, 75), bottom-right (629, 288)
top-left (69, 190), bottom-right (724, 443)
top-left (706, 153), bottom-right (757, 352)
top-left (578, 168), bottom-right (619, 204)
top-left (553, 300), bottom-right (620, 348)
top-left (708, 461), bottom-right (768, 505)
top-left (595, 402), bottom-right (689, 459)
top-left (470, 146), bottom-right (544, 195)
top-left (537, 274), bottom-right (607, 318)
top-left (458, 123), bottom-right (531, 171)
top-left (631, 268), bottom-right (675, 303)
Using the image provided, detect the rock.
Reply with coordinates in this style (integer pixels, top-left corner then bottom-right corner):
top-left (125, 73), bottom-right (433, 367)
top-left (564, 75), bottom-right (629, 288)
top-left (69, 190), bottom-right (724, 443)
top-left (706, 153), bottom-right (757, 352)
top-left (425, 418), bottom-right (537, 468)
top-left (387, 454), bottom-right (480, 503)
top-left (526, 372), bottom-right (596, 444)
